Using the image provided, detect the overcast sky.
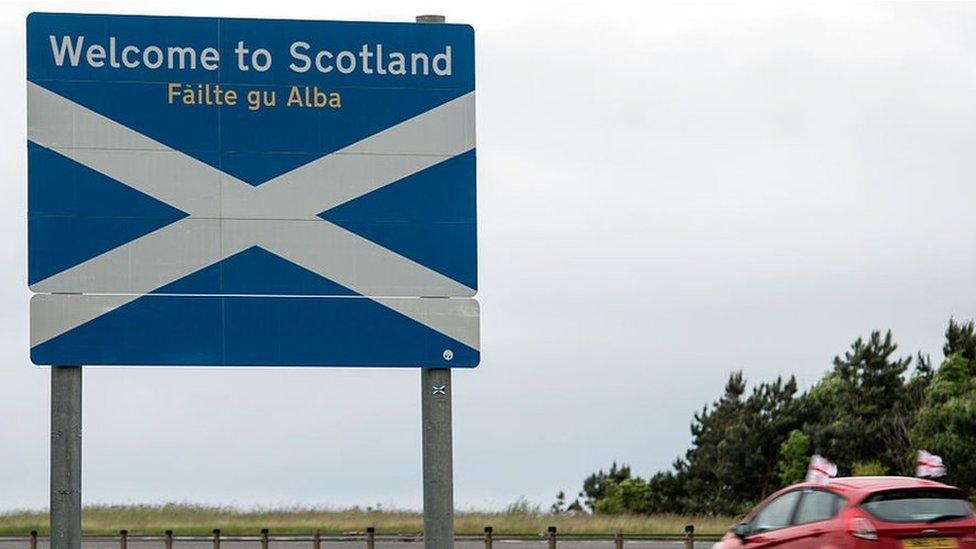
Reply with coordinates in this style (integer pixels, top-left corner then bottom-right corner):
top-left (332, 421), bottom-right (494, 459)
top-left (2, 1), bottom-right (976, 512)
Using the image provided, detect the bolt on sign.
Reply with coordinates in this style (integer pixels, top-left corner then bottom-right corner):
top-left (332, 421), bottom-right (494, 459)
top-left (27, 13), bottom-right (479, 367)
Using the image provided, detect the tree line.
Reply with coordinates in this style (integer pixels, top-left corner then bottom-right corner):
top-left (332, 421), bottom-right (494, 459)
top-left (554, 319), bottom-right (976, 516)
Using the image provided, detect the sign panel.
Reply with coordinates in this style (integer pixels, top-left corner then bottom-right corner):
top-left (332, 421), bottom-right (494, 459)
top-left (27, 13), bottom-right (478, 367)
top-left (31, 295), bottom-right (479, 367)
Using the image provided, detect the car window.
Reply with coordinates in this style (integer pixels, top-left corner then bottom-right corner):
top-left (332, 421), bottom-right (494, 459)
top-left (861, 489), bottom-right (974, 523)
top-left (753, 491), bottom-right (802, 533)
top-left (794, 489), bottom-right (843, 525)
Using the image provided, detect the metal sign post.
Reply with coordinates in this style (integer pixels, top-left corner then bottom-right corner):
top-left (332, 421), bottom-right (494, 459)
top-left (50, 366), bottom-right (81, 549)
top-left (422, 367), bottom-right (453, 547)
top-left (414, 16), bottom-right (455, 547)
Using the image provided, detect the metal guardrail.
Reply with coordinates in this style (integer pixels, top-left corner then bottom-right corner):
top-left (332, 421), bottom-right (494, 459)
top-left (17, 525), bottom-right (719, 547)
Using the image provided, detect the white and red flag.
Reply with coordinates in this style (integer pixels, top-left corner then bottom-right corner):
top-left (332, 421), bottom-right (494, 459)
top-left (916, 450), bottom-right (947, 478)
top-left (806, 455), bottom-right (838, 485)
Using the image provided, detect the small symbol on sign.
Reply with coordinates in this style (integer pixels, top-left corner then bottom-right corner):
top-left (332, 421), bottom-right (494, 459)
top-left (443, 349), bottom-right (454, 361)
top-left (432, 385), bottom-right (447, 395)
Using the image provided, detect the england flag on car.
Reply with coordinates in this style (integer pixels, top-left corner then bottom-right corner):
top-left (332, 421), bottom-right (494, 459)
top-left (916, 450), bottom-right (947, 478)
top-left (806, 455), bottom-right (838, 485)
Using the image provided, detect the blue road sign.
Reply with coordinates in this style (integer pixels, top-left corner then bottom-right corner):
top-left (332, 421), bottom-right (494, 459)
top-left (27, 13), bottom-right (479, 367)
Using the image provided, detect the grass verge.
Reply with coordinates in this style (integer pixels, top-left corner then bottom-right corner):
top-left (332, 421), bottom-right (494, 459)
top-left (0, 505), bottom-right (734, 537)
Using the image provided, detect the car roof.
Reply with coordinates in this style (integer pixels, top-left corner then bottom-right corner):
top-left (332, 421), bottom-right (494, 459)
top-left (745, 477), bottom-right (968, 519)
top-left (791, 476), bottom-right (961, 497)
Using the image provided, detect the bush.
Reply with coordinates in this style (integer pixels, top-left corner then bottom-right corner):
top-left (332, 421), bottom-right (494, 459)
top-left (778, 430), bottom-right (811, 485)
top-left (851, 461), bottom-right (888, 476)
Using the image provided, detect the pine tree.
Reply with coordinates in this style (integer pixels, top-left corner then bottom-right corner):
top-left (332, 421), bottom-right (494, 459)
top-left (944, 319), bottom-right (976, 361)
top-left (551, 491), bottom-right (567, 514)
top-left (912, 320), bottom-right (976, 495)
top-left (812, 330), bottom-right (912, 473)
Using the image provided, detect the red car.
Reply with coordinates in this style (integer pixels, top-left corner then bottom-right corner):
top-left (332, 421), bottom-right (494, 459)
top-left (715, 476), bottom-right (976, 548)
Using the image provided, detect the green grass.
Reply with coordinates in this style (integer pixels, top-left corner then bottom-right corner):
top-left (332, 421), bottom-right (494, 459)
top-left (0, 505), bottom-right (735, 538)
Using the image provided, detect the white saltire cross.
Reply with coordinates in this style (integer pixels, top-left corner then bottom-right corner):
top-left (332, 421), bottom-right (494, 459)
top-left (27, 82), bottom-right (478, 350)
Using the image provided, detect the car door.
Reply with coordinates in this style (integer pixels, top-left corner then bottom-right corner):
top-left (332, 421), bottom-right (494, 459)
top-left (789, 488), bottom-right (846, 548)
top-left (743, 490), bottom-right (807, 547)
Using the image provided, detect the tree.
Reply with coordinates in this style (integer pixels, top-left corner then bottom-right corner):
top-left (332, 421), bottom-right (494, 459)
top-left (551, 491), bottom-right (567, 514)
top-left (581, 462), bottom-right (631, 512)
top-left (732, 376), bottom-right (812, 497)
top-left (912, 320), bottom-right (976, 495)
top-left (594, 477), bottom-right (654, 515)
top-left (679, 372), bottom-right (812, 514)
top-left (644, 470), bottom-right (687, 514)
top-left (852, 461), bottom-right (888, 476)
top-left (778, 430), bottom-right (811, 485)
top-left (810, 331), bottom-right (913, 474)
top-left (678, 372), bottom-right (747, 514)
top-left (944, 319), bottom-right (976, 361)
